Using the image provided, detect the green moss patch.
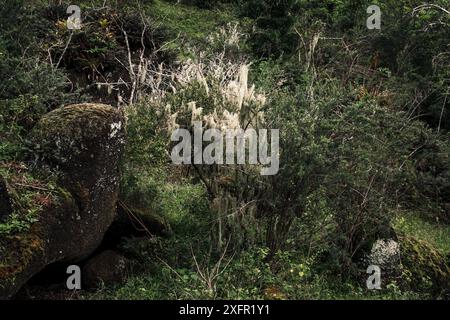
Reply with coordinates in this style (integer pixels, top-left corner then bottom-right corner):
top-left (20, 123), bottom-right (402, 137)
top-left (0, 162), bottom-right (57, 236)
top-left (398, 233), bottom-right (449, 296)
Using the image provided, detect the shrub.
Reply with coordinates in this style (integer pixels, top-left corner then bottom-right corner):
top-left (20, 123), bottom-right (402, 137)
top-left (239, 0), bottom-right (301, 56)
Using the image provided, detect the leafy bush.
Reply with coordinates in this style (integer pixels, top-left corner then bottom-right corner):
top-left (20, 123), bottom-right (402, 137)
top-left (0, 56), bottom-right (84, 162)
top-left (239, 0), bottom-right (301, 56)
top-left (2, 0), bottom-right (449, 300)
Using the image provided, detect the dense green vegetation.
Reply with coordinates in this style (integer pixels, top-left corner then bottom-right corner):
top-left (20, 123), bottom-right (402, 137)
top-left (1, 0), bottom-right (449, 299)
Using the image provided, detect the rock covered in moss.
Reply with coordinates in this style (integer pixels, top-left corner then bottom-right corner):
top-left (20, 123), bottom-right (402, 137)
top-left (398, 234), bottom-right (450, 296)
top-left (29, 103), bottom-right (126, 256)
top-left (0, 103), bottom-right (125, 299)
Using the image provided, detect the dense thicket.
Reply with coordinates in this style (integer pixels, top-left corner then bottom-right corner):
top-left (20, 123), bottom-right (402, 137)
top-left (1, 0), bottom-right (448, 299)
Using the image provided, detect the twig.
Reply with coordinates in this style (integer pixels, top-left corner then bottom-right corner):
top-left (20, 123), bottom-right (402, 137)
top-left (56, 31), bottom-right (73, 69)
top-left (13, 183), bottom-right (51, 192)
top-left (437, 90), bottom-right (448, 133)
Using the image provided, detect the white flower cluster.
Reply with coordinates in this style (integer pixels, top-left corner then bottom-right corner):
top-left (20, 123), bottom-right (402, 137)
top-left (165, 62), bottom-right (267, 133)
top-left (207, 23), bottom-right (244, 49)
top-left (145, 23), bottom-right (267, 134)
top-left (224, 64), bottom-right (267, 111)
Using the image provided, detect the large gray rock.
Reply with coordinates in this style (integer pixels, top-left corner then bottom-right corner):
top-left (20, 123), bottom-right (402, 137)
top-left (0, 103), bottom-right (125, 299)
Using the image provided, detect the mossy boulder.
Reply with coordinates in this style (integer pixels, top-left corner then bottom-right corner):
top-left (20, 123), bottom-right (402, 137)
top-left (0, 103), bottom-right (125, 299)
top-left (0, 185), bottom-right (79, 299)
top-left (398, 234), bottom-right (450, 297)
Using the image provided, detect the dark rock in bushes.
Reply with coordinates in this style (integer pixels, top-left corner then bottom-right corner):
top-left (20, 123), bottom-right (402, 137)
top-left (0, 104), bottom-right (125, 299)
top-left (0, 177), bottom-right (13, 223)
top-left (82, 250), bottom-right (127, 289)
top-left (103, 201), bottom-right (172, 248)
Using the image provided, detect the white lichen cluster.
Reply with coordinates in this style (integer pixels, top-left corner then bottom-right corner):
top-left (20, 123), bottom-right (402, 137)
top-left (109, 121), bottom-right (122, 139)
top-left (369, 239), bottom-right (400, 267)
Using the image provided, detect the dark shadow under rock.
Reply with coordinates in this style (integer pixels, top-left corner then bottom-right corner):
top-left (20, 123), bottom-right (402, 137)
top-left (82, 250), bottom-right (128, 289)
top-left (0, 177), bottom-right (12, 223)
top-left (102, 201), bottom-right (172, 249)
